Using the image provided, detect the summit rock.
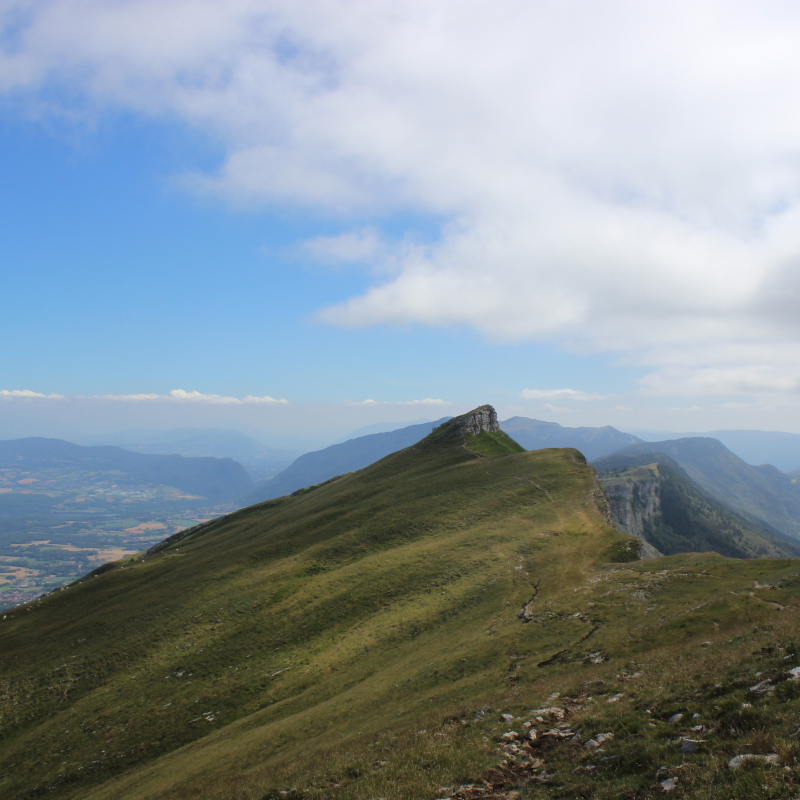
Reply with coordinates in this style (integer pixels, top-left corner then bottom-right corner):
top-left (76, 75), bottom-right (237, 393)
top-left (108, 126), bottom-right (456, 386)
top-left (430, 404), bottom-right (500, 440)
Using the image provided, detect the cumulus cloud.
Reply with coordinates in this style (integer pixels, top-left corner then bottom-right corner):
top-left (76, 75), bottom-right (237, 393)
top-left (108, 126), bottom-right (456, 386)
top-left (521, 388), bottom-right (607, 402)
top-left (6, 2), bottom-right (800, 394)
top-left (0, 389), bottom-right (288, 404)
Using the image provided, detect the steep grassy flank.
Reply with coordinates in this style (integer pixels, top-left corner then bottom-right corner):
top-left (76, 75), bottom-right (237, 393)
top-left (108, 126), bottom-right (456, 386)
top-left (157, 561), bottom-right (800, 800)
top-left (465, 429), bottom-right (526, 456)
top-left (0, 424), bottom-right (617, 800)
top-left (241, 418), bottom-right (450, 505)
top-left (4, 413), bottom-right (800, 800)
top-left (597, 455), bottom-right (800, 559)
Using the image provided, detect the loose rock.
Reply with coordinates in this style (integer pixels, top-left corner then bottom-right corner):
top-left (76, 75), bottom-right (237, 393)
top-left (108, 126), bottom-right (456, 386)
top-left (729, 753), bottom-right (780, 769)
top-left (528, 707), bottom-right (565, 720)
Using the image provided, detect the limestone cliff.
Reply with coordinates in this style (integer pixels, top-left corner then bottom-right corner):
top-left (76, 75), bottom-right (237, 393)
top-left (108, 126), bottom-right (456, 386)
top-left (597, 455), bottom-right (798, 560)
top-left (425, 405), bottom-right (524, 456)
top-left (600, 465), bottom-right (663, 559)
top-left (429, 404), bottom-right (499, 441)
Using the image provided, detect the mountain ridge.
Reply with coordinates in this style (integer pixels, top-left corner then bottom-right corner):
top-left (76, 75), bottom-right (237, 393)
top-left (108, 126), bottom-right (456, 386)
top-left (500, 417), bottom-right (643, 461)
top-left (241, 417), bottom-right (452, 505)
top-left (6, 409), bottom-right (800, 799)
top-left (0, 436), bottom-right (254, 502)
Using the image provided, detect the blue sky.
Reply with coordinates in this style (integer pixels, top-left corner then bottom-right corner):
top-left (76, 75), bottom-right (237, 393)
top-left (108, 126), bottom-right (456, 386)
top-left (1, 111), bottom-right (629, 399)
top-left (3, 2), bottom-right (800, 441)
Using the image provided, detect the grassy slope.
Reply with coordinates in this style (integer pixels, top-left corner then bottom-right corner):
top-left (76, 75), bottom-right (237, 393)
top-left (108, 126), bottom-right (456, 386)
top-left (241, 418), bottom-right (450, 505)
top-left (3, 430), bottom-right (800, 800)
top-left (0, 433), bottom-right (612, 799)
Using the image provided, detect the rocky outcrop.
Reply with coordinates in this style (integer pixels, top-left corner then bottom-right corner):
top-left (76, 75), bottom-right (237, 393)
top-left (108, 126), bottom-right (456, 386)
top-left (430, 405), bottom-right (499, 441)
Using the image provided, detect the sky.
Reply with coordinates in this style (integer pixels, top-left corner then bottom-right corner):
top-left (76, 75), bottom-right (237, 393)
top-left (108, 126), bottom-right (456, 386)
top-left (4, 0), bottom-right (800, 445)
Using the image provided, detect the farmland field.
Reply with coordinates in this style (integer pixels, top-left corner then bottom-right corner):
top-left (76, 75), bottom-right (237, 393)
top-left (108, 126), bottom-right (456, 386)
top-left (0, 463), bottom-right (233, 610)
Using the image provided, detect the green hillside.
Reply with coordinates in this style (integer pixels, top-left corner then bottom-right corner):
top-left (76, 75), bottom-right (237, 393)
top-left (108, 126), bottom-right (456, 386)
top-left (3, 408), bottom-right (800, 800)
top-left (596, 453), bottom-right (800, 559)
top-left (241, 418), bottom-right (449, 505)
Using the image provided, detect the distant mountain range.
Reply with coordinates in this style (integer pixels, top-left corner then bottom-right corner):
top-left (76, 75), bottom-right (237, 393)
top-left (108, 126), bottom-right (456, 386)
top-left (596, 437), bottom-right (800, 541)
top-left (342, 418), bottom-right (436, 440)
top-left (625, 428), bottom-right (800, 472)
top-left (82, 427), bottom-right (296, 483)
top-left (500, 417), bottom-right (643, 460)
top-left (0, 437), bottom-right (254, 504)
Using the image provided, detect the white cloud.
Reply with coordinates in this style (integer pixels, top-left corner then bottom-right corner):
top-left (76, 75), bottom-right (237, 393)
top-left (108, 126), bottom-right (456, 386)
top-left (0, 389), bottom-right (64, 399)
top-left (164, 390), bottom-right (287, 404)
top-left (521, 388), bottom-right (607, 402)
top-left (6, 2), bottom-right (800, 395)
top-left (0, 389), bottom-right (288, 404)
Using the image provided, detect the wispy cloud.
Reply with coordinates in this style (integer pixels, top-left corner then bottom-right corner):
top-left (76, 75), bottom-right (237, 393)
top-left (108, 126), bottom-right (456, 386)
top-left (0, 389), bottom-right (64, 399)
top-left (1, 389), bottom-right (288, 404)
top-left (301, 228), bottom-right (384, 265)
top-left (521, 388), bottom-right (607, 402)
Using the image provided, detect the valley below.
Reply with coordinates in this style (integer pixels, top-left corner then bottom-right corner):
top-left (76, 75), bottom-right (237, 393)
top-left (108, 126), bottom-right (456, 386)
top-left (0, 439), bottom-right (253, 610)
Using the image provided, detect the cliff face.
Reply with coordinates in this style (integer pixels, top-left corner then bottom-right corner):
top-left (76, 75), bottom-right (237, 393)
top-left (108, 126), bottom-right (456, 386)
top-left (601, 469), bottom-right (663, 559)
top-left (597, 457), bottom-right (800, 560)
top-left (431, 404), bottom-right (499, 440)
